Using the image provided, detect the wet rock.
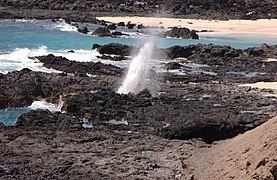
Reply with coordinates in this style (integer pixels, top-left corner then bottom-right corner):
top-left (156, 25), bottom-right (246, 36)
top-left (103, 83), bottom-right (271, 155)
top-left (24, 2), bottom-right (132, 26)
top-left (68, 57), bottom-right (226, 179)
top-left (126, 22), bottom-right (136, 29)
top-left (67, 50), bottom-right (75, 53)
top-left (63, 89), bottom-right (153, 122)
top-left (167, 45), bottom-right (194, 59)
top-left (0, 68), bottom-right (120, 109)
top-left (36, 54), bottom-right (122, 76)
top-left (0, 68), bottom-right (44, 108)
top-left (111, 31), bottom-right (128, 36)
top-left (91, 27), bottom-right (112, 37)
top-left (94, 43), bottom-right (135, 56)
top-left (97, 54), bottom-right (127, 61)
top-left (162, 27), bottom-right (199, 39)
top-left (163, 62), bottom-right (184, 70)
top-left (77, 26), bottom-right (89, 34)
top-left (117, 22), bottom-right (125, 26)
top-left (137, 24), bottom-right (146, 29)
top-left (91, 43), bottom-right (101, 50)
top-left (15, 109), bottom-right (82, 131)
top-left (107, 23), bottom-right (117, 30)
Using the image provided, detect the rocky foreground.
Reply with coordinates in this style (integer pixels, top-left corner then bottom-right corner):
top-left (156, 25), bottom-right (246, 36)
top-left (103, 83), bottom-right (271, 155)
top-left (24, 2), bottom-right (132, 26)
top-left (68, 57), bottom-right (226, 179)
top-left (0, 43), bottom-right (277, 179)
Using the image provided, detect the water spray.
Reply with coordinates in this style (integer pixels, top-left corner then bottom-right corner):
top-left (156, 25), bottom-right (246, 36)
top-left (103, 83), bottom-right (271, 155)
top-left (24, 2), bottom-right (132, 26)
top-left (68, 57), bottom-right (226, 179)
top-left (117, 42), bottom-right (154, 94)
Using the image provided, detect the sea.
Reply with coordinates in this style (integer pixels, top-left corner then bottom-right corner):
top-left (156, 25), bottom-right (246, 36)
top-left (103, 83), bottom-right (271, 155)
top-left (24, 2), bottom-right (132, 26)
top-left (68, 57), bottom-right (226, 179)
top-left (0, 19), bottom-right (276, 125)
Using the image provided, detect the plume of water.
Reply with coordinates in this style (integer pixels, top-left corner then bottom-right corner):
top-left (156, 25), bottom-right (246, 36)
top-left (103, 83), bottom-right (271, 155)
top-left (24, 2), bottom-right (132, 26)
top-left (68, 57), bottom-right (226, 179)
top-left (117, 42), bottom-right (154, 94)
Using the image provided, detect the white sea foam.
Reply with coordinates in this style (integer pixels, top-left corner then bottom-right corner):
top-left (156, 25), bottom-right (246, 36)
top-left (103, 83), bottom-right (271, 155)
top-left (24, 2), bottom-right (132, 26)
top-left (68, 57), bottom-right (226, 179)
top-left (0, 46), bottom-right (109, 73)
top-left (54, 20), bottom-right (78, 32)
top-left (53, 49), bottom-right (100, 62)
top-left (0, 46), bottom-right (50, 73)
top-left (28, 99), bottom-right (61, 112)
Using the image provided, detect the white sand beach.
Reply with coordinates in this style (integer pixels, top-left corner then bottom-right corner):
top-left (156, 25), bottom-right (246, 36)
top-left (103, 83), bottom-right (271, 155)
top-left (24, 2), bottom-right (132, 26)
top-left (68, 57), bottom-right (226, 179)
top-left (240, 82), bottom-right (277, 91)
top-left (97, 16), bottom-right (277, 35)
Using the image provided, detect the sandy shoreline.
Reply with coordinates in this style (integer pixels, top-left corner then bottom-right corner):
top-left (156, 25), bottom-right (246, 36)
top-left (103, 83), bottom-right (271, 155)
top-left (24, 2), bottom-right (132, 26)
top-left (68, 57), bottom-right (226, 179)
top-left (97, 16), bottom-right (277, 35)
top-left (240, 82), bottom-right (277, 91)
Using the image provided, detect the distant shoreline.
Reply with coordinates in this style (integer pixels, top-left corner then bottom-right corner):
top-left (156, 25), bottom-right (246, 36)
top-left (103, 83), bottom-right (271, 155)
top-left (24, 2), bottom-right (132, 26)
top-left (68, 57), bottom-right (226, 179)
top-left (97, 16), bottom-right (277, 35)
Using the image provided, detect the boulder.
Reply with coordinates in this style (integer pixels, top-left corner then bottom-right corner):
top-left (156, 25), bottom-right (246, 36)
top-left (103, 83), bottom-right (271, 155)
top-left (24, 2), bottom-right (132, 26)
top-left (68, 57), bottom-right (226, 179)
top-left (107, 23), bottom-right (117, 30)
top-left (15, 110), bottom-right (82, 131)
top-left (117, 22), bottom-right (125, 26)
top-left (77, 26), bottom-right (89, 34)
top-left (94, 43), bottom-right (135, 56)
top-left (111, 31), bottom-right (128, 36)
top-left (92, 27), bottom-right (112, 37)
top-left (126, 22), bottom-right (136, 29)
top-left (163, 27), bottom-right (199, 39)
top-left (166, 45), bottom-right (194, 59)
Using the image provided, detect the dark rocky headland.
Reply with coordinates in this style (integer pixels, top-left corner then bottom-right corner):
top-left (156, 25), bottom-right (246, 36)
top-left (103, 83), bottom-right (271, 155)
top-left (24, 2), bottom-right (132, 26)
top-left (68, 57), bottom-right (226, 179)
top-left (0, 43), bottom-right (277, 179)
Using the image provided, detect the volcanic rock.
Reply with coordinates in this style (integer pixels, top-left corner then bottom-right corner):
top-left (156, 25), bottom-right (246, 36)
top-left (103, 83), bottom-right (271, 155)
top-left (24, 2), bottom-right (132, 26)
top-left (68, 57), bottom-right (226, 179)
top-left (15, 109), bottom-right (82, 131)
top-left (166, 45), bottom-right (194, 59)
top-left (97, 54), bottom-right (127, 61)
top-left (93, 43), bottom-right (135, 56)
top-left (117, 22), bottom-right (125, 26)
top-left (162, 27), bottom-right (199, 39)
top-left (77, 26), bottom-right (89, 34)
top-left (107, 23), bottom-right (117, 30)
top-left (36, 54), bottom-right (122, 76)
top-left (126, 22), bottom-right (136, 29)
top-left (92, 27), bottom-right (112, 37)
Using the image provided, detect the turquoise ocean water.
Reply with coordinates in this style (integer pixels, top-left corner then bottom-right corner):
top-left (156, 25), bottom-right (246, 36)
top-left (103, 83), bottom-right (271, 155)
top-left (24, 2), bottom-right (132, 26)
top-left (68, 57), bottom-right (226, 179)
top-left (0, 19), bottom-right (276, 125)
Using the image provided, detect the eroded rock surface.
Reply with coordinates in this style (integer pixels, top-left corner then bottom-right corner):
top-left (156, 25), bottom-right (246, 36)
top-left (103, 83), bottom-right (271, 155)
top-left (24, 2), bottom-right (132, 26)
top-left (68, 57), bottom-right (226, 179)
top-left (0, 43), bottom-right (277, 179)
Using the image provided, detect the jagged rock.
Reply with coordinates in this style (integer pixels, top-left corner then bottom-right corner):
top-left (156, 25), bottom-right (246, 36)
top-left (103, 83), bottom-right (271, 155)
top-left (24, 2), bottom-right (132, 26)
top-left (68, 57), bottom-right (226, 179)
top-left (137, 24), bottom-right (146, 29)
top-left (162, 27), bottom-right (199, 39)
top-left (94, 43), bottom-right (135, 56)
top-left (36, 54), bottom-right (122, 76)
top-left (97, 54), bottom-right (127, 61)
top-left (166, 45), bottom-right (194, 59)
top-left (91, 27), bottom-right (112, 37)
top-left (15, 110), bottom-right (82, 131)
top-left (107, 23), bottom-right (117, 30)
top-left (111, 31), bottom-right (127, 36)
top-left (91, 43), bottom-right (101, 50)
top-left (67, 50), bottom-right (75, 53)
top-left (163, 62), bottom-right (184, 70)
top-left (126, 22), bottom-right (136, 29)
top-left (77, 26), bottom-right (89, 34)
top-left (117, 22), bottom-right (125, 26)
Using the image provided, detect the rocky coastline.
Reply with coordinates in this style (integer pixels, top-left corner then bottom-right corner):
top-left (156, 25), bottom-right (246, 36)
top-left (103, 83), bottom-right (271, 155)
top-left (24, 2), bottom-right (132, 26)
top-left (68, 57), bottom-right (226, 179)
top-left (0, 0), bottom-right (277, 20)
top-left (1, 42), bottom-right (277, 179)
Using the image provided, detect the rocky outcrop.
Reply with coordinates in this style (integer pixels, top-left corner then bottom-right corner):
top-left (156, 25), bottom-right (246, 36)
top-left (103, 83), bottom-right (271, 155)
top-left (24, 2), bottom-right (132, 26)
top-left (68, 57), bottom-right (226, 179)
top-left (166, 45), bottom-right (194, 59)
top-left (162, 27), bottom-right (199, 39)
top-left (0, 42), bottom-right (277, 179)
top-left (77, 25), bottom-right (89, 34)
top-left (106, 23), bottom-right (117, 30)
top-left (61, 88), bottom-right (276, 143)
top-left (91, 27), bottom-right (112, 37)
top-left (15, 109), bottom-right (83, 131)
top-left (92, 43), bottom-right (135, 56)
top-left (0, 65), bottom-right (120, 109)
top-left (36, 54), bottom-right (122, 76)
top-left (97, 54), bottom-right (127, 61)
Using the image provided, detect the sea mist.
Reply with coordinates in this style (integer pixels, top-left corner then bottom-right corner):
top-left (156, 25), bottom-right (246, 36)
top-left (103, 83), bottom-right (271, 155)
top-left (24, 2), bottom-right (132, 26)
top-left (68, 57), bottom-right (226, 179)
top-left (117, 41), bottom-right (154, 94)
